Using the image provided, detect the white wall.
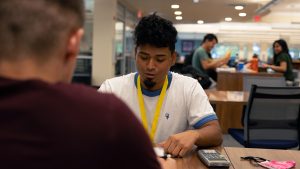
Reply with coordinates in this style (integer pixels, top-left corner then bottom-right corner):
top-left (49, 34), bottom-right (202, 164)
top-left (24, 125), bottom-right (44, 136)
top-left (92, 0), bottom-right (116, 86)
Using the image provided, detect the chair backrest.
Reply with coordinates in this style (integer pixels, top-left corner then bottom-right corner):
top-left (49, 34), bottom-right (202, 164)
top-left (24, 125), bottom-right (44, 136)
top-left (244, 85), bottom-right (300, 147)
top-left (243, 75), bottom-right (286, 91)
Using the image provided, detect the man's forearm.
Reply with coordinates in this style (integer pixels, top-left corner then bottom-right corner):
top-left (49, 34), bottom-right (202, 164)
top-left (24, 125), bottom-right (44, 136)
top-left (194, 121), bottom-right (223, 147)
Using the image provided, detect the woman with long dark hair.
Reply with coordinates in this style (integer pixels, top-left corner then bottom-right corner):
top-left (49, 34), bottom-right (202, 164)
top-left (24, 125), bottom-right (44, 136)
top-left (263, 39), bottom-right (294, 82)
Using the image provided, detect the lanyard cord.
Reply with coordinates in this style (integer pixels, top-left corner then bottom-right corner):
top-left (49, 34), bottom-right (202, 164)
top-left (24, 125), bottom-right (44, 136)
top-left (137, 75), bottom-right (168, 142)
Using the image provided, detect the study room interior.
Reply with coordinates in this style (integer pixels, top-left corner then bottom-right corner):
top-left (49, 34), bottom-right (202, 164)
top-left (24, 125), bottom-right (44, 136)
top-left (75, 0), bottom-right (300, 168)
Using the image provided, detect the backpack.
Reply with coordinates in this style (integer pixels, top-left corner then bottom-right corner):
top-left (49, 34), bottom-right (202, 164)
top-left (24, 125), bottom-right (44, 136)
top-left (181, 65), bottom-right (212, 89)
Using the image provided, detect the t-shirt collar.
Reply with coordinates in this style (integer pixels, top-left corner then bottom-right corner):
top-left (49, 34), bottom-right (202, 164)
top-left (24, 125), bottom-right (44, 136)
top-left (134, 72), bottom-right (172, 97)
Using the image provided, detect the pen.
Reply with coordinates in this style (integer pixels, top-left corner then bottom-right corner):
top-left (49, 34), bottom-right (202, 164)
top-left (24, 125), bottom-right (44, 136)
top-left (161, 153), bottom-right (172, 159)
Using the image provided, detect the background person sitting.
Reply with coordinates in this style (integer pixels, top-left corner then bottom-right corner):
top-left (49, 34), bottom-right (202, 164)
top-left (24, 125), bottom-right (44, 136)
top-left (192, 33), bottom-right (231, 82)
top-left (263, 39), bottom-right (294, 84)
top-left (99, 14), bottom-right (222, 157)
top-left (246, 53), bottom-right (259, 72)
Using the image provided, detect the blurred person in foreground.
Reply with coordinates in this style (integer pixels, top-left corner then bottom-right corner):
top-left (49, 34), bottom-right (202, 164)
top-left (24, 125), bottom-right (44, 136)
top-left (192, 33), bottom-right (231, 81)
top-left (0, 0), bottom-right (161, 168)
top-left (263, 39), bottom-right (294, 83)
top-left (99, 14), bottom-right (222, 157)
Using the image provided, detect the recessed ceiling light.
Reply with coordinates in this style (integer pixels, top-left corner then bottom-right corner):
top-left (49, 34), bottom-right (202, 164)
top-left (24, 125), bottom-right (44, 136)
top-left (171, 4), bottom-right (180, 9)
top-left (176, 16), bottom-right (183, 20)
top-left (174, 11), bottom-right (182, 15)
top-left (235, 5), bottom-right (244, 10)
top-left (197, 20), bottom-right (204, 24)
top-left (193, 0), bottom-right (200, 3)
top-left (239, 12), bottom-right (247, 17)
top-left (225, 17), bottom-right (232, 21)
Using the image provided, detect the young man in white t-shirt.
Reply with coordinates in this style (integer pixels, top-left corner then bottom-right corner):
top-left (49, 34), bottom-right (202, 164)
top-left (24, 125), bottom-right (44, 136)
top-left (99, 14), bottom-right (222, 157)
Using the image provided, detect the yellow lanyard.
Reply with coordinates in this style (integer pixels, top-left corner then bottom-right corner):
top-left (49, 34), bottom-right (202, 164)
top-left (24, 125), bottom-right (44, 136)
top-left (137, 75), bottom-right (168, 142)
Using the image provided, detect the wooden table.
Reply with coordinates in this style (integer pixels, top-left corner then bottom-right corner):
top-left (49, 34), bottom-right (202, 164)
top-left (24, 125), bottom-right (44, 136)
top-left (292, 60), bottom-right (300, 70)
top-left (224, 147), bottom-right (300, 169)
top-left (217, 71), bottom-right (283, 91)
top-left (205, 90), bottom-right (249, 133)
top-left (160, 147), bottom-right (233, 169)
top-left (162, 147), bottom-right (300, 169)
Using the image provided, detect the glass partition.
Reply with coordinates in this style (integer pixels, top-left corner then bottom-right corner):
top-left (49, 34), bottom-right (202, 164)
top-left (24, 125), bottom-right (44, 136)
top-left (114, 2), bottom-right (137, 76)
top-left (72, 0), bottom-right (94, 85)
top-left (114, 20), bottom-right (125, 76)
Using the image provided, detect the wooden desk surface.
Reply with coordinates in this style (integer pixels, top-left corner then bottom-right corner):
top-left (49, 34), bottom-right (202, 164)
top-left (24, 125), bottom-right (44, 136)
top-left (293, 60), bottom-right (300, 69)
top-left (161, 147), bottom-right (234, 169)
top-left (224, 147), bottom-right (300, 169)
top-left (162, 147), bottom-right (300, 169)
top-left (217, 71), bottom-right (283, 91)
top-left (205, 90), bottom-right (249, 133)
top-left (205, 90), bottom-right (249, 104)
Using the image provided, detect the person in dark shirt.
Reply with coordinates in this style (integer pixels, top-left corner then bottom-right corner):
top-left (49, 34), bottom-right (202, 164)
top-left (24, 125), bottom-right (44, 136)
top-left (0, 0), bottom-right (161, 168)
top-left (263, 39), bottom-right (294, 82)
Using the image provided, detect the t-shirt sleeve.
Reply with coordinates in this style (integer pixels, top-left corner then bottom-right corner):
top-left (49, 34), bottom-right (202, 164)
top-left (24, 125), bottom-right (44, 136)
top-left (187, 82), bottom-right (218, 129)
top-left (277, 53), bottom-right (289, 63)
top-left (195, 48), bottom-right (209, 61)
top-left (98, 80), bottom-right (112, 93)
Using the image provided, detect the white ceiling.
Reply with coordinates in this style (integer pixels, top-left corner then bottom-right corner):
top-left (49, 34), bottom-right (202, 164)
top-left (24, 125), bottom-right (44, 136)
top-left (262, 0), bottom-right (300, 23)
top-left (120, 0), bottom-right (300, 24)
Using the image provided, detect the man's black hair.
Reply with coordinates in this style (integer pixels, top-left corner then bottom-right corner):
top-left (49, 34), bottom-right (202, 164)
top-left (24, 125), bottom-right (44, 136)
top-left (202, 33), bottom-right (218, 44)
top-left (134, 13), bottom-right (177, 52)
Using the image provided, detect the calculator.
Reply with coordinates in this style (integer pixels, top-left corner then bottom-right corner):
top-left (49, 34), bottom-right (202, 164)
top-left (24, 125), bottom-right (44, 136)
top-left (197, 149), bottom-right (230, 168)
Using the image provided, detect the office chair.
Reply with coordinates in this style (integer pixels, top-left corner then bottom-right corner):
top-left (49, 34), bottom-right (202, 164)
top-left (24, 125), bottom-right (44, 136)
top-left (243, 75), bottom-right (286, 91)
top-left (240, 76), bottom-right (286, 126)
top-left (229, 85), bottom-right (300, 149)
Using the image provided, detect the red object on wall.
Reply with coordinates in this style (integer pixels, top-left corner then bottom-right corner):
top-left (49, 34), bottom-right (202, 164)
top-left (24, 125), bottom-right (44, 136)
top-left (254, 15), bottom-right (261, 22)
top-left (137, 10), bottom-right (142, 18)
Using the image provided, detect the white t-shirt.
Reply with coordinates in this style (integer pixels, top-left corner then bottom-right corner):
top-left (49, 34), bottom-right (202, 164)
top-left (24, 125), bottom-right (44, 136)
top-left (99, 72), bottom-right (217, 143)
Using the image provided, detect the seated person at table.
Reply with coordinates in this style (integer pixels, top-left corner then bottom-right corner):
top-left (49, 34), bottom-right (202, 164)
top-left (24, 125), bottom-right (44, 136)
top-left (0, 0), bottom-right (161, 168)
top-left (192, 34), bottom-right (231, 81)
top-left (246, 53), bottom-right (259, 72)
top-left (99, 14), bottom-right (222, 157)
top-left (263, 39), bottom-right (294, 83)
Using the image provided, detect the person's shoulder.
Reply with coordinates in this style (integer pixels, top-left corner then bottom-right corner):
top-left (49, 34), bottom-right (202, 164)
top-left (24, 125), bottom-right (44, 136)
top-left (278, 52), bottom-right (290, 60)
top-left (100, 73), bottom-right (136, 93)
top-left (194, 47), bottom-right (207, 56)
top-left (50, 82), bottom-right (139, 128)
top-left (16, 80), bottom-right (132, 127)
top-left (194, 46), bottom-right (203, 54)
top-left (198, 46), bottom-right (206, 52)
top-left (52, 82), bottom-right (123, 109)
top-left (280, 52), bottom-right (290, 58)
top-left (171, 72), bottom-right (199, 86)
top-left (103, 73), bottom-right (135, 85)
top-left (170, 72), bottom-right (205, 96)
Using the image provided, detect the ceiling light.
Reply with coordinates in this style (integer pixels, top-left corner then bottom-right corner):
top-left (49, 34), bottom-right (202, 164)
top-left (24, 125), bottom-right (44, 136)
top-left (225, 17), bottom-right (232, 21)
top-left (193, 0), bottom-right (200, 3)
top-left (197, 20), bottom-right (204, 24)
top-left (174, 11), bottom-right (182, 15)
top-left (239, 13), bottom-right (247, 17)
top-left (235, 6), bottom-right (244, 10)
top-left (171, 4), bottom-right (180, 9)
top-left (176, 16), bottom-right (183, 20)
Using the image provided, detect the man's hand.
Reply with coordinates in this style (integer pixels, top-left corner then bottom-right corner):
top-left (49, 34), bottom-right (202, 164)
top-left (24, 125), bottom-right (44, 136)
top-left (158, 130), bottom-right (199, 157)
top-left (222, 51), bottom-right (231, 63)
top-left (224, 51), bottom-right (231, 59)
top-left (262, 63), bottom-right (271, 69)
top-left (157, 157), bottom-right (177, 169)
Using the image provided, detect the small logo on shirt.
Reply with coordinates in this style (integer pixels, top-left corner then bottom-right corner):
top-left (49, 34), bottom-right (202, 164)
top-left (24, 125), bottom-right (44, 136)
top-left (165, 113), bottom-right (170, 120)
